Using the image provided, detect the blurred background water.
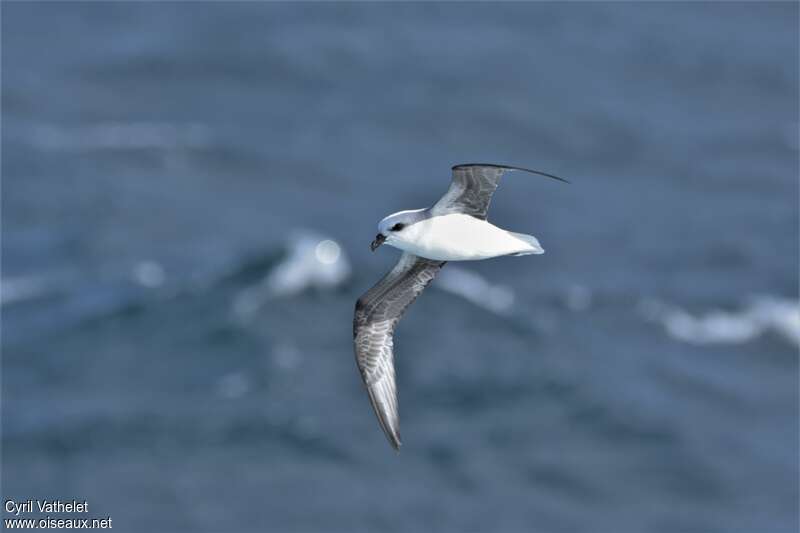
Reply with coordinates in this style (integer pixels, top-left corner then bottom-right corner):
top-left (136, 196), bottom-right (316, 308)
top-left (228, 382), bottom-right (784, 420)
top-left (2, 3), bottom-right (798, 532)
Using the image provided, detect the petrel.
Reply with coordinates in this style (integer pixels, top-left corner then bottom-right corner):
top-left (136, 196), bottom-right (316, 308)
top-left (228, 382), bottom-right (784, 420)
top-left (354, 163), bottom-right (568, 450)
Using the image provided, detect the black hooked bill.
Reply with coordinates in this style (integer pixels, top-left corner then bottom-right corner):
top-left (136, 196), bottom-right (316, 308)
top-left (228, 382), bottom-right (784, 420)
top-left (370, 234), bottom-right (386, 251)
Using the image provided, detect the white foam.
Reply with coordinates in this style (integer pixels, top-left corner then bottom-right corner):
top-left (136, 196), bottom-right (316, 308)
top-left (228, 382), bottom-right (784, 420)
top-left (265, 231), bottom-right (351, 296)
top-left (640, 295), bottom-right (800, 347)
top-left (749, 296), bottom-right (800, 346)
top-left (233, 230), bottom-right (351, 319)
top-left (314, 240), bottom-right (341, 265)
top-left (435, 266), bottom-right (515, 315)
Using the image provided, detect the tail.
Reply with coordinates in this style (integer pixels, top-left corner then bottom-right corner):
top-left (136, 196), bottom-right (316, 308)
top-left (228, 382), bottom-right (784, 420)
top-left (508, 232), bottom-right (544, 256)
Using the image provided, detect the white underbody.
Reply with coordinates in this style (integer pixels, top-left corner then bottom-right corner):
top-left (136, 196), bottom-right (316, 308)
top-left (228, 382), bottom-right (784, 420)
top-left (385, 213), bottom-right (544, 261)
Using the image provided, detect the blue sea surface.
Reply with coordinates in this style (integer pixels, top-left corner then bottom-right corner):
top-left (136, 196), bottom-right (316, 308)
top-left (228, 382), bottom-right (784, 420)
top-left (2, 3), bottom-right (798, 532)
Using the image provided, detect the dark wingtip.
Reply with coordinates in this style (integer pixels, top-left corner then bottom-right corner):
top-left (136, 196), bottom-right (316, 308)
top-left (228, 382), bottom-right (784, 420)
top-left (380, 423), bottom-right (402, 452)
top-left (367, 385), bottom-right (402, 452)
top-left (452, 163), bottom-right (570, 184)
top-left (382, 419), bottom-right (402, 452)
top-left (389, 433), bottom-right (402, 452)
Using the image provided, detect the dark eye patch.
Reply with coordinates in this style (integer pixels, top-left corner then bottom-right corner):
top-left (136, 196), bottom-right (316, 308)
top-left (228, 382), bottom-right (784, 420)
top-left (390, 223), bottom-right (405, 232)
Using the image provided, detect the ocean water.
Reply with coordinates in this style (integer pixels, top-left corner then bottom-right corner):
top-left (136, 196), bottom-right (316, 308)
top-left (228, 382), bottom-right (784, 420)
top-left (2, 3), bottom-right (798, 533)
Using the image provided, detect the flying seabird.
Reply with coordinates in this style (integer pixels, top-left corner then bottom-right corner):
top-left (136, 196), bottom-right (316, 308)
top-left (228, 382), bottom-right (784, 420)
top-left (353, 163), bottom-right (568, 450)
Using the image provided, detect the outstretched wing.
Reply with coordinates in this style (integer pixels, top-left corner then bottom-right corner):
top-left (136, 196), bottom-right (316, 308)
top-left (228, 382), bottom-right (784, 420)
top-left (353, 252), bottom-right (445, 450)
top-left (432, 163), bottom-right (569, 220)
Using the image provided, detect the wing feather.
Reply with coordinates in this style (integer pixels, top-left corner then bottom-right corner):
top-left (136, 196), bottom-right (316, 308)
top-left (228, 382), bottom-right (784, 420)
top-left (353, 253), bottom-right (445, 450)
top-left (432, 163), bottom-right (569, 220)
top-left (432, 164), bottom-right (505, 220)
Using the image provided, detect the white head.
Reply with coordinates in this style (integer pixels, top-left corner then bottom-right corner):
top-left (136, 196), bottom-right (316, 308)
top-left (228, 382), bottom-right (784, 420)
top-left (370, 208), bottom-right (429, 251)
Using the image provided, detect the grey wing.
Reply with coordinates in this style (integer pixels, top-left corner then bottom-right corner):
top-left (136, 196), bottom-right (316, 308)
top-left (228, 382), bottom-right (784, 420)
top-left (353, 253), bottom-right (445, 450)
top-left (431, 164), bottom-right (509, 220)
top-left (432, 163), bottom-right (569, 220)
